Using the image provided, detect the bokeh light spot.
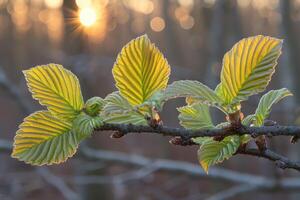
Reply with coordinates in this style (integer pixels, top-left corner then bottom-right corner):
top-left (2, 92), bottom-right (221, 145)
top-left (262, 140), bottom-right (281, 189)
top-left (180, 16), bottom-right (194, 30)
top-left (150, 17), bottom-right (165, 32)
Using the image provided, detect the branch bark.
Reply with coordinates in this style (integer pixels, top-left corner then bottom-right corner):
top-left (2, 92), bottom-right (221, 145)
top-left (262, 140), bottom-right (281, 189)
top-left (238, 148), bottom-right (300, 171)
top-left (97, 123), bottom-right (300, 139)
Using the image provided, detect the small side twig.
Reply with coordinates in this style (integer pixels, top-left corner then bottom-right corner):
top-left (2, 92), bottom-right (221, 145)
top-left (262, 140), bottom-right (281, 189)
top-left (237, 148), bottom-right (300, 171)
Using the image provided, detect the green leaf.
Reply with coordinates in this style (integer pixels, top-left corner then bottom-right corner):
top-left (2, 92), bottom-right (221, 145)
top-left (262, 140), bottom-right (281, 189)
top-left (164, 80), bottom-right (223, 106)
top-left (85, 97), bottom-right (105, 116)
top-left (102, 92), bottom-right (133, 114)
top-left (12, 111), bottom-right (81, 165)
top-left (193, 137), bottom-right (212, 145)
top-left (241, 88), bottom-right (292, 128)
top-left (178, 103), bottom-right (214, 130)
top-left (240, 134), bottom-right (251, 144)
top-left (103, 112), bottom-right (147, 125)
top-left (198, 136), bottom-right (240, 173)
top-left (102, 92), bottom-right (147, 125)
top-left (219, 35), bottom-right (282, 105)
top-left (242, 114), bottom-right (256, 126)
top-left (214, 83), bottom-right (224, 99)
top-left (140, 90), bottom-right (165, 111)
top-left (240, 88), bottom-right (291, 144)
top-left (112, 35), bottom-right (171, 106)
top-left (72, 113), bottom-right (103, 138)
top-left (254, 88), bottom-right (292, 126)
top-left (24, 64), bottom-right (84, 121)
top-left (178, 102), bottom-right (217, 145)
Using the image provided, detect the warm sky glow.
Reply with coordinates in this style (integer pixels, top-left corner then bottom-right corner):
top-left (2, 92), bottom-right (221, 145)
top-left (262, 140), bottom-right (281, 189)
top-left (44, 0), bottom-right (63, 9)
top-left (79, 7), bottom-right (97, 27)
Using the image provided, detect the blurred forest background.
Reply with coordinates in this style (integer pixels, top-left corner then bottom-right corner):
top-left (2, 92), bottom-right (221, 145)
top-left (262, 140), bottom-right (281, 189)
top-left (0, 0), bottom-right (300, 199)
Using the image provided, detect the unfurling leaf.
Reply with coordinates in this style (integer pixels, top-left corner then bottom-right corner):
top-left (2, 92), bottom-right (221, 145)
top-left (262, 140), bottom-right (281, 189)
top-left (178, 103), bottom-right (214, 130)
top-left (12, 111), bottom-right (82, 165)
top-left (164, 80), bottom-right (223, 106)
top-left (73, 113), bottom-right (103, 138)
top-left (85, 97), bottom-right (105, 116)
top-left (219, 35), bottom-right (282, 105)
top-left (102, 92), bottom-right (147, 125)
top-left (112, 35), bottom-right (170, 106)
top-left (254, 88), bottom-right (292, 126)
top-left (24, 64), bottom-right (84, 121)
top-left (198, 136), bottom-right (240, 173)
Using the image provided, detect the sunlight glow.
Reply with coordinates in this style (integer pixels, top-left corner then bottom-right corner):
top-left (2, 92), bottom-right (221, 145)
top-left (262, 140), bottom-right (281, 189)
top-left (79, 7), bottom-right (97, 27)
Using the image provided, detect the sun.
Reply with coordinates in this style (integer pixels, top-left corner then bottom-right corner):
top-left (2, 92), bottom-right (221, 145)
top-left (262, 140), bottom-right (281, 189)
top-left (79, 7), bottom-right (97, 27)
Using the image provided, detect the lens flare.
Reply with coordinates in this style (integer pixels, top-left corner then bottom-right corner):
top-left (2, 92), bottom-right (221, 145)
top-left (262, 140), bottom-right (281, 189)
top-left (79, 7), bottom-right (97, 27)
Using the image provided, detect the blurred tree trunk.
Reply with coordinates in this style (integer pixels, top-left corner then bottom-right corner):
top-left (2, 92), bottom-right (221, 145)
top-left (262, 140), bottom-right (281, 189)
top-left (279, 0), bottom-right (297, 121)
top-left (204, 0), bottom-right (228, 88)
top-left (229, 0), bottom-right (244, 41)
top-left (161, 0), bottom-right (183, 65)
top-left (279, 3), bottom-right (299, 195)
top-left (63, 0), bottom-right (84, 54)
top-left (280, 0), bottom-right (300, 103)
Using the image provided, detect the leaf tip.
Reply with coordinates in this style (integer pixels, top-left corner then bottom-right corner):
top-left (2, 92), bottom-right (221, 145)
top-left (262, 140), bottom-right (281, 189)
top-left (11, 149), bottom-right (18, 158)
top-left (140, 33), bottom-right (149, 40)
top-left (200, 161), bottom-right (209, 174)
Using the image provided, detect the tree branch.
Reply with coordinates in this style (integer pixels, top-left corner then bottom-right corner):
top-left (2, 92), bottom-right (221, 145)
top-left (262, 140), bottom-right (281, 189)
top-left (204, 184), bottom-right (258, 200)
top-left (96, 123), bottom-right (300, 171)
top-left (1, 63), bottom-right (300, 173)
top-left (97, 123), bottom-right (300, 138)
top-left (37, 168), bottom-right (80, 200)
top-left (80, 146), bottom-right (273, 185)
top-left (0, 67), bottom-right (33, 114)
top-left (237, 148), bottom-right (300, 171)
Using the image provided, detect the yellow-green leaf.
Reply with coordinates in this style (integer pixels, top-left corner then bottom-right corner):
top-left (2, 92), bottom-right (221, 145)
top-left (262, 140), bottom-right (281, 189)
top-left (220, 35), bottom-right (282, 104)
top-left (178, 103), bottom-right (214, 130)
top-left (24, 64), bottom-right (84, 121)
top-left (255, 88), bottom-right (292, 126)
top-left (12, 111), bottom-right (81, 165)
top-left (198, 136), bottom-right (240, 173)
top-left (112, 35), bottom-right (171, 106)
